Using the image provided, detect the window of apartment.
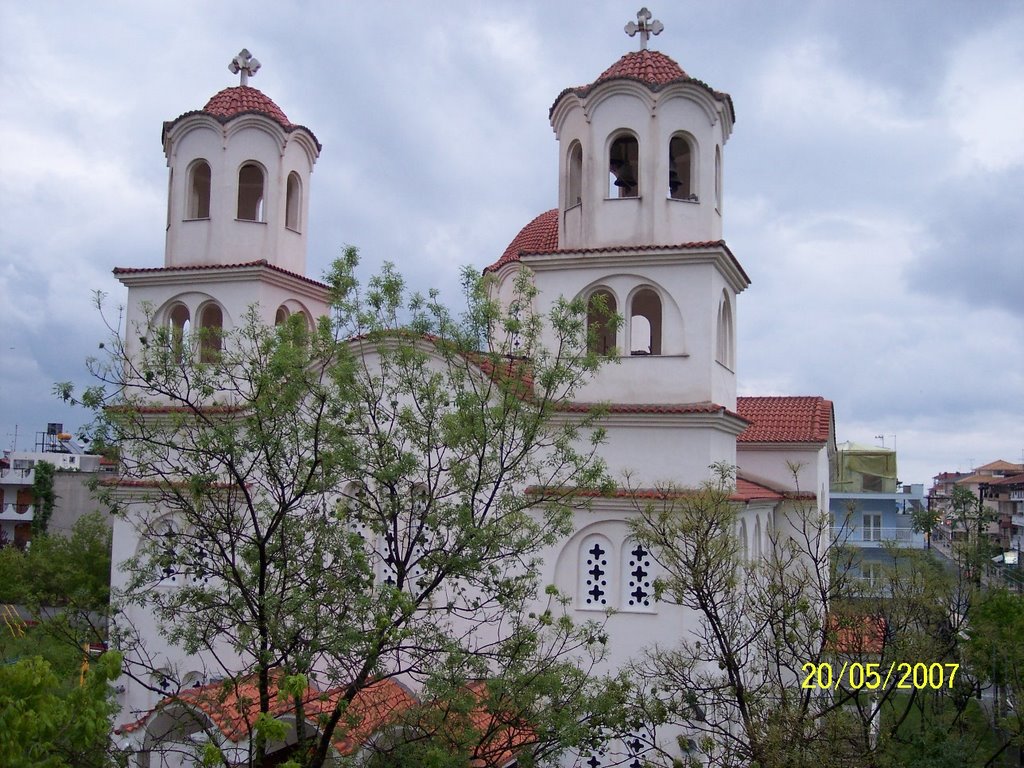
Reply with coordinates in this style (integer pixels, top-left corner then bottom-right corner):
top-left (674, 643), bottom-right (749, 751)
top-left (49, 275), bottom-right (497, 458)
top-left (863, 513), bottom-right (882, 542)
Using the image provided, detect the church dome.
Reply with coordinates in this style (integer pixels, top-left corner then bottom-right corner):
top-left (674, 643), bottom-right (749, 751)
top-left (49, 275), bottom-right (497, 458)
top-left (202, 86), bottom-right (292, 127)
top-left (486, 209), bottom-right (558, 273)
top-left (593, 49), bottom-right (688, 87)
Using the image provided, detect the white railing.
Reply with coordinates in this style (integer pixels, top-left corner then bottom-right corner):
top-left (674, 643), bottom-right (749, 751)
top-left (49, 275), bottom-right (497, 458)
top-left (0, 503), bottom-right (34, 521)
top-left (832, 526), bottom-right (921, 547)
top-left (0, 468), bottom-right (36, 483)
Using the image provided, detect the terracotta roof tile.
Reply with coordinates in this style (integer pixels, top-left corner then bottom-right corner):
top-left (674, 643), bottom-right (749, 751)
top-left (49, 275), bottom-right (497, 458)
top-left (113, 259), bottom-right (329, 290)
top-left (484, 208), bottom-right (744, 279)
top-left (736, 396), bottom-right (833, 444)
top-left (550, 50), bottom-right (735, 123)
top-left (559, 401), bottom-right (743, 418)
top-left (595, 49), bottom-right (688, 85)
top-left (486, 209), bottom-right (559, 273)
top-left (116, 675), bottom-right (415, 754)
top-left (525, 478), bottom-right (810, 503)
top-left (162, 86), bottom-right (321, 150)
top-left (202, 86), bottom-right (291, 126)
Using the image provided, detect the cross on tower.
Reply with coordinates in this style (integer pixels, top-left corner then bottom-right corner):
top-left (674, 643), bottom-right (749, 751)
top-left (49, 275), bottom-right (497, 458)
top-left (624, 8), bottom-right (664, 50)
top-left (229, 49), bottom-right (261, 86)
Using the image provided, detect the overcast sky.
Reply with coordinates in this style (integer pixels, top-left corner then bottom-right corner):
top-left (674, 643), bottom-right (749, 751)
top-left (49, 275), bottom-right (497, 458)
top-left (1, 1), bottom-right (1021, 485)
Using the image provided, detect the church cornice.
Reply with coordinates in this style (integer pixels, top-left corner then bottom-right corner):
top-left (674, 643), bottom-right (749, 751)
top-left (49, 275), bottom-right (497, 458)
top-left (554, 401), bottom-right (750, 434)
top-left (113, 260), bottom-right (330, 299)
top-left (521, 241), bottom-right (751, 294)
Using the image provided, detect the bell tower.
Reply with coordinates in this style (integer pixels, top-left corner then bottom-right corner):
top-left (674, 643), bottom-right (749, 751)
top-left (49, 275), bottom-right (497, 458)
top-left (162, 49), bottom-right (321, 275)
top-left (488, 11), bottom-right (748, 421)
top-left (115, 51), bottom-right (330, 364)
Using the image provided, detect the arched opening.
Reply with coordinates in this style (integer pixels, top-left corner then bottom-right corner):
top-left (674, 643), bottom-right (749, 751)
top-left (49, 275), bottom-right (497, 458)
top-left (285, 172), bottom-right (301, 231)
top-left (237, 163), bottom-right (265, 221)
top-left (754, 515), bottom-right (762, 559)
top-left (586, 289), bottom-right (617, 355)
top-left (187, 161), bottom-right (211, 219)
top-left (629, 288), bottom-right (662, 356)
top-left (199, 304), bottom-right (223, 363)
top-left (739, 519), bottom-right (749, 562)
top-left (716, 291), bottom-right (734, 368)
top-left (621, 539), bottom-right (653, 610)
top-left (715, 145), bottom-right (722, 211)
top-left (608, 134), bottom-right (639, 198)
top-left (579, 534), bottom-right (613, 608)
top-left (168, 303), bottom-right (191, 359)
top-left (567, 141), bottom-right (583, 208)
top-left (275, 305), bottom-right (290, 326)
top-left (669, 135), bottom-right (695, 200)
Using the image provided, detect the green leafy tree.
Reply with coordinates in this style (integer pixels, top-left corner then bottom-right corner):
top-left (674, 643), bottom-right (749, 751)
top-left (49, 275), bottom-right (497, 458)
top-left (63, 250), bottom-right (622, 767)
top-left (30, 460), bottom-right (57, 535)
top-left (0, 651), bottom-right (123, 768)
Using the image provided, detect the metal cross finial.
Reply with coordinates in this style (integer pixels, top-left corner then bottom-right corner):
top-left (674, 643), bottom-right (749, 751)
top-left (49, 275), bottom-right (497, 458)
top-left (229, 49), bottom-right (261, 86)
top-left (624, 8), bottom-right (664, 50)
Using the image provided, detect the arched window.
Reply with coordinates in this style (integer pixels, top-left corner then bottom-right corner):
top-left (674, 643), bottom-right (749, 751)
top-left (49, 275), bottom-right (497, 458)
top-left (567, 141), bottom-right (583, 208)
top-left (199, 304), bottom-right (223, 363)
top-left (716, 291), bottom-right (734, 368)
top-left (715, 146), bottom-right (722, 211)
top-left (579, 534), bottom-right (613, 608)
top-left (168, 304), bottom-right (190, 358)
top-left (586, 289), bottom-right (617, 355)
top-left (621, 539), bottom-right (653, 610)
top-left (738, 519), bottom-right (749, 562)
top-left (629, 288), bottom-right (662, 356)
top-left (285, 172), bottom-right (301, 231)
top-left (237, 163), bottom-right (265, 221)
top-left (275, 305), bottom-right (290, 326)
top-left (753, 515), bottom-right (762, 559)
top-left (608, 134), bottom-right (639, 198)
top-left (188, 161), bottom-right (211, 219)
top-left (669, 135), bottom-right (695, 200)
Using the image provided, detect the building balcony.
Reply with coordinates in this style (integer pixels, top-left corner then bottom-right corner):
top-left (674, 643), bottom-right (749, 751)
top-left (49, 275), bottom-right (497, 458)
top-left (832, 526), bottom-right (923, 549)
top-left (0, 503), bottom-right (34, 521)
top-left (0, 468), bottom-right (35, 485)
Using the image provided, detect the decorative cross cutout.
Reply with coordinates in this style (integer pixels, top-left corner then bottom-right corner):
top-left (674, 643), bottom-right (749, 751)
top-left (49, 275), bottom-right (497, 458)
top-left (624, 8), bottom-right (664, 50)
top-left (229, 49), bottom-right (261, 86)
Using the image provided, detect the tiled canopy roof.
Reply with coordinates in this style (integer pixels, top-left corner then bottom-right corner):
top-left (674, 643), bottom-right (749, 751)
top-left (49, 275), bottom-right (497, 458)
top-left (202, 86), bottom-right (291, 127)
top-left (736, 396), bottom-right (833, 444)
top-left (487, 209), bottom-right (559, 273)
top-left (550, 49), bottom-right (735, 122)
top-left (483, 208), bottom-right (742, 275)
top-left (162, 86), bottom-right (321, 149)
top-left (112, 259), bottom-right (329, 289)
top-left (595, 49), bottom-right (688, 85)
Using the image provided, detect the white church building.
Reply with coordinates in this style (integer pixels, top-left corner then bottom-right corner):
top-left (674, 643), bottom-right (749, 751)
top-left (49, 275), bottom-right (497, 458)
top-left (109, 13), bottom-right (835, 767)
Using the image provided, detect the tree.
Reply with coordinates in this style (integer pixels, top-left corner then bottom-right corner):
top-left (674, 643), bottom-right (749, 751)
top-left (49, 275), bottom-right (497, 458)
top-left (30, 459), bottom-right (57, 535)
top-left (0, 652), bottom-right (123, 768)
top-left (622, 463), bottom-right (992, 768)
top-left (63, 250), bottom-right (622, 767)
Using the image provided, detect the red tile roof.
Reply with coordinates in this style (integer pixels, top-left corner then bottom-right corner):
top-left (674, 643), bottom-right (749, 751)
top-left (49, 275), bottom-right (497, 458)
top-left (559, 401), bottom-right (743, 419)
top-left (117, 675), bottom-right (415, 755)
top-left (736, 396), bottom-right (833, 444)
top-left (162, 87), bottom-right (321, 150)
top-left (525, 476), bottom-right (808, 503)
top-left (202, 86), bottom-right (291, 127)
top-left (550, 50), bottom-right (735, 123)
top-left (483, 208), bottom-right (745, 280)
top-left (595, 49), bottom-right (688, 86)
top-left (113, 259), bottom-right (329, 290)
top-left (828, 614), bottom-right (886, 655)
top-left (487, 209), bottom-right (559, 273)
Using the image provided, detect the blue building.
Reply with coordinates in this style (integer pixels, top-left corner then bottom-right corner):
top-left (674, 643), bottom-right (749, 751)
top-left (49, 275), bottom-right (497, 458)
top-left (830, 442), bottom-right (925, 585)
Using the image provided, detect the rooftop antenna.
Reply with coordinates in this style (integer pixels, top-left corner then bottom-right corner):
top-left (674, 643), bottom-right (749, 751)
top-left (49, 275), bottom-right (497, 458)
top-left (229, 49), bottom-right (261, 87)
top-left (625, 7), bottom-right (664, 50)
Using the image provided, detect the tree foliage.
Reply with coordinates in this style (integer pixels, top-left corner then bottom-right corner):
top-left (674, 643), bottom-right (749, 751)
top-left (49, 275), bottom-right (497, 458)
top-left (30, 460), bottom-right (57, 535)
top-left (64, 249), bottom-right (622, 767)
top-left (622, 463), bottom-right (1012, 768)
top-left (0, 651), bottom-right (123, 768)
